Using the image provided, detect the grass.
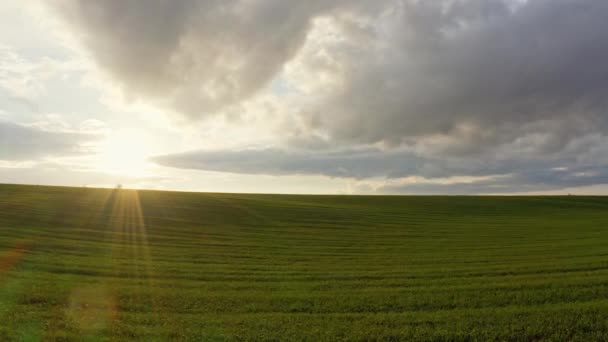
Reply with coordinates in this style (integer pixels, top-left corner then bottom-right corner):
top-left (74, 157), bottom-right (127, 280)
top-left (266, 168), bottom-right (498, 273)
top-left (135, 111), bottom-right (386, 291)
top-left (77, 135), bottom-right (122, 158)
top-left (1, 183), bottom-right (608, 341)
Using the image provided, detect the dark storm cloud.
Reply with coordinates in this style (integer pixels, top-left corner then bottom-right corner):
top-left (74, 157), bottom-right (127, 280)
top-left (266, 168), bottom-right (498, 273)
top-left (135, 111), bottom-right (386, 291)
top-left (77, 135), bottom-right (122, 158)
top-left (0, 121), bottom-right (95, 160)
top-left (50, 0), bottom-right (608, 146)
top-left (49, 0), bottom-right (379, 118)
top-left (305, 0), bottom-right (608, 152)
top-left (51, 0), bottom-right (608, 192)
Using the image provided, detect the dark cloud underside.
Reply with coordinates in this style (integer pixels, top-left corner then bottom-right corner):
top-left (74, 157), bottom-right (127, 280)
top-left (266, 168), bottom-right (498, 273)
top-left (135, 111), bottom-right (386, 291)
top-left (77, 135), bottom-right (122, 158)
top-left (50, 0), bottom-right (608, 193)
top-left (50, 0), bottom-right (376, 118)
top-left (152, 145), bottom-right (608, 193)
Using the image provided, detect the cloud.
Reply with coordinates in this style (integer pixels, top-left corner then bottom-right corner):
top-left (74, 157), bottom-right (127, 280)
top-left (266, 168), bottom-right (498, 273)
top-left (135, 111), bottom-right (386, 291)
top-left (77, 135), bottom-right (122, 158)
top-left (0, 160), bottom-right (172, 188)
top-left (48, 0), bottom-right (379, 119)
top-left (51, 1), bottom-right (608, 148)
top-left (0, 45), bottom-right (53, 104)
top-left (375, 166), bottom-right (608, 194)
top-left (153, 139), bottom-right (608, 193)
top-left (153, 147), bottom-right (426, 179)
top-left (0, 120), bottom-right (97, 160)
top-left (289, 0), bottom-right (608, 153)
top-left (146, 145), bottom-right (564, 181)
top-left (49, 0), bottom-right (608, 193)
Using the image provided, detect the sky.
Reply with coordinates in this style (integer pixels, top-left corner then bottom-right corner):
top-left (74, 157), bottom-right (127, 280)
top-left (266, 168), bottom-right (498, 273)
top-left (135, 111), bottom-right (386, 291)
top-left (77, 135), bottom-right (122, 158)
top-left (2, 0), bottom-right (608, 195)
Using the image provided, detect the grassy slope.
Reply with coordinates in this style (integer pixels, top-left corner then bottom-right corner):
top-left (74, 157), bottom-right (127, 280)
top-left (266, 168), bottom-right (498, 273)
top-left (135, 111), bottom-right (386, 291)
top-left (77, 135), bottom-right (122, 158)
top-left (1, 184), bottom-right (608, 341)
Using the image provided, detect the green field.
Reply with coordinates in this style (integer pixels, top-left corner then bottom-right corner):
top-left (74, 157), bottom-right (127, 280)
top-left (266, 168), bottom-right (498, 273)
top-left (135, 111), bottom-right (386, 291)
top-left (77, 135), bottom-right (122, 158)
top-left (1, 184), bottom-right (608, 341)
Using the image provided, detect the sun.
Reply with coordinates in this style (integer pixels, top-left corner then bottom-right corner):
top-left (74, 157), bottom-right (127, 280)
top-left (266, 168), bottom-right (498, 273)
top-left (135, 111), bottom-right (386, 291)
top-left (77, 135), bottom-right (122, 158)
top-left (97, 131), bottom-right (150, 176)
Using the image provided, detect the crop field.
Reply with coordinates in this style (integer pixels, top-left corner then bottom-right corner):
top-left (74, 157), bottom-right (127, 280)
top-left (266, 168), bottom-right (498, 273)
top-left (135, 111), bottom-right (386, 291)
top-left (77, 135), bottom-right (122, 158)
top-left (1, 184), bottom-right (608, 340)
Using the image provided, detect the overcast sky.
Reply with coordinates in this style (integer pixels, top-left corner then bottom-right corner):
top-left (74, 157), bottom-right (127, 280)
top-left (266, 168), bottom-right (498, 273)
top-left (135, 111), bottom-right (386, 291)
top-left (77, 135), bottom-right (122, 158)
top-left (2, 0), bottom-right (608, 194)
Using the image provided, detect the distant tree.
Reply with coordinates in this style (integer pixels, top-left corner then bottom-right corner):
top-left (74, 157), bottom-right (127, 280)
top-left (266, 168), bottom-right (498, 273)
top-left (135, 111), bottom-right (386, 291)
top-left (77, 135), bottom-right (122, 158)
top-left (115, 184), bottom-right (123, 190)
